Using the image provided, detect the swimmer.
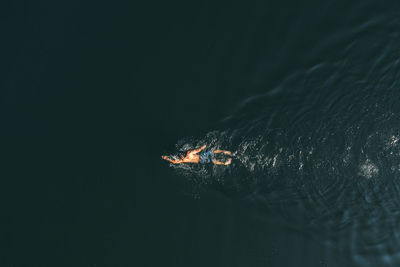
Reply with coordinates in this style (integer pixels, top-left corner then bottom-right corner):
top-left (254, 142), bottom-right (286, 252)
top-left (162, 145), bottom-right (232, 165)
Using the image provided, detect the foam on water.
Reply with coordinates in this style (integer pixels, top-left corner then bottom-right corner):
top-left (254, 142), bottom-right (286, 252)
top-left (164, 16), bottom-right (400, 266)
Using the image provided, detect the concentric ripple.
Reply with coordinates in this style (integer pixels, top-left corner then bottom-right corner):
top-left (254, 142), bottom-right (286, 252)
top-left (165, 16), bottom-right (400, 266)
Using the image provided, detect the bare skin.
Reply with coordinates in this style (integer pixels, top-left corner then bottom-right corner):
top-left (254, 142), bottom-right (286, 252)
top-left (162, 145), bottom-right (232, 165)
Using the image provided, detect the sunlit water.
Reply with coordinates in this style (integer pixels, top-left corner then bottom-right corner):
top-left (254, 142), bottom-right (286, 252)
top-left (164, 15), bottom-right (400, 266)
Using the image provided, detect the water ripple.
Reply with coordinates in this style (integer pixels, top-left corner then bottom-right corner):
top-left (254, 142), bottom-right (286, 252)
top-left (165, 16), bottom-right (400, 266)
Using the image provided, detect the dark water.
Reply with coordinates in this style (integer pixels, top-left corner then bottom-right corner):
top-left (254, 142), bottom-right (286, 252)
top-left (5, 0), bottom-right (400, 266)
top-left (160, 2), bottom-right (400, 267)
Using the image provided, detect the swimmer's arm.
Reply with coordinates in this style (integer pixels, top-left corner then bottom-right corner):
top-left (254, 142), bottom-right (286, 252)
top-left (191, 145), bottom-right (207, 154)
top-left (162, 155), bottom-right (182, 164)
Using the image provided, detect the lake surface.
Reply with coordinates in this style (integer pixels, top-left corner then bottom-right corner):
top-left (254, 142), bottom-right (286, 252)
top-left (6, 0), bottom-right (400, 266)
top-left (157, 1), bottom-right (400, 266)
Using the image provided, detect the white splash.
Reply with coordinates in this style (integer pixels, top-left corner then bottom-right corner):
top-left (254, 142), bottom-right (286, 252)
top-left (359, 159), bottom-right (379, 179)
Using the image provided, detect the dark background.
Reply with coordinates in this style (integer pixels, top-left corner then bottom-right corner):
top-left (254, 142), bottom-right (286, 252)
top-left (4, 0), bottom-right (396, 266)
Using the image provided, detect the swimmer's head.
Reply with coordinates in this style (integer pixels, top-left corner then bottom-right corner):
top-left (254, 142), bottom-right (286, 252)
top-left (168, 152), bottom-right (185, 161)
top-left (177, 151), bottom-right (187, 160)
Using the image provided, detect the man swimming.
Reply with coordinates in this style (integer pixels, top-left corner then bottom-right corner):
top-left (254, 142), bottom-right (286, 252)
top-left (162, 145), bottom-right (232, 165)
